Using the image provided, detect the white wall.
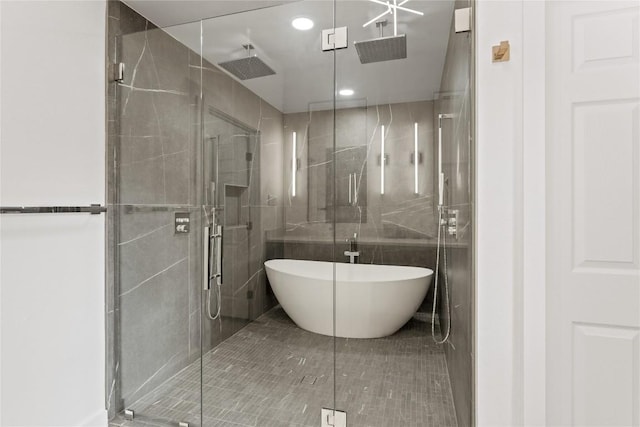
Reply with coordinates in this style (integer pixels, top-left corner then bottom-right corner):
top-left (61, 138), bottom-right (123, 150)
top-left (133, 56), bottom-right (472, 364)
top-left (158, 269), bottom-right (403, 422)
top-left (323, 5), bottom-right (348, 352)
top-left (475, 0), bottom-right (546, 425)
top-left (521, 2), bottom-right (546, 425)
top-left (0, 1), bottom-right (107, 426)
top-left (476, 1), bottom-right (522, 424)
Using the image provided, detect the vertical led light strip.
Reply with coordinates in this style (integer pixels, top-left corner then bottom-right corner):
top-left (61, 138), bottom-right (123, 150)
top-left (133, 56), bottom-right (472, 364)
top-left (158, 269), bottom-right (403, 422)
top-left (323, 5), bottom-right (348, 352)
top-left (438, 122), bottom-right (443, 206)
top-left (292, 131), bottom-right (297, 197)
top-left (380, 125), bottom-right (385, 195)
top-left (414, 122), bottom-right (419, 194)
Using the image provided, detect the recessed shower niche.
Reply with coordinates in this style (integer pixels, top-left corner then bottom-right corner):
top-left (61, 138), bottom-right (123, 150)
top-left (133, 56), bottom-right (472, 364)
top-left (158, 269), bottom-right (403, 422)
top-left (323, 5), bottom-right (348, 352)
top-left (207, 112), bottom-right (257, 230)
top-left (224, 184), bottom-right (249, 227)
top-left (204, 107), bottom-right (258, 209)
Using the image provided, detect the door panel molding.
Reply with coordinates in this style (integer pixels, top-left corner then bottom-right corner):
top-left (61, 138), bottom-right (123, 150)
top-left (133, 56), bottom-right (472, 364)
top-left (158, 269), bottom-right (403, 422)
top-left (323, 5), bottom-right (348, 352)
top-left (546, 1), bottom-right (640, 425)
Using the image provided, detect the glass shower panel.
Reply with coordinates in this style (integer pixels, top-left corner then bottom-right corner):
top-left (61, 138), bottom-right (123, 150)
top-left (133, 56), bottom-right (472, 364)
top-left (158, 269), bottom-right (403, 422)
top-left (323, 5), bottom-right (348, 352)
top-left (111, 6), bottom-right (203, 426)
top-left (201, 109), bottom-right (262, 346)
top-left (196, 2), bottom-right (338, 425)
top-left (433, 0), bottom-right (475, 424)
top-left (332, 0), bottom-right (473, 426)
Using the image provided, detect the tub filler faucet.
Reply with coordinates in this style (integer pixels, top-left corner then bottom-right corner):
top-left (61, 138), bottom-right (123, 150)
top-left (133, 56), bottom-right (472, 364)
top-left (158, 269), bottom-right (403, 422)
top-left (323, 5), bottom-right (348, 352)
top-left (344, 233), bottom-right (360, 264)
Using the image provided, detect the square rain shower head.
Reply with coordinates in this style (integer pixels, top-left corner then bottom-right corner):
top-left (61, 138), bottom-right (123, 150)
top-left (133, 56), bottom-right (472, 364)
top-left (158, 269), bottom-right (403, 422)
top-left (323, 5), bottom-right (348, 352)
top-left (218, 56), bottom-right (276, 80)
top-left (354, 34), bottom-right (407, 64)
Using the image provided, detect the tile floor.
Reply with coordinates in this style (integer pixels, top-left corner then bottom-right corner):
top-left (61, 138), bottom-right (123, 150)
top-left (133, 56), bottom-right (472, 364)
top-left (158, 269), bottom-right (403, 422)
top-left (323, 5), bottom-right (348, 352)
top-left (110, 307), bottom-right (457, 427)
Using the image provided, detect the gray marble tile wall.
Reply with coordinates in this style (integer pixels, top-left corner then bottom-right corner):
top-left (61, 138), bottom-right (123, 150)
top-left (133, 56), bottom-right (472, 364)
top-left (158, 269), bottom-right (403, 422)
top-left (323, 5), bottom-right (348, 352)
top-left (368, 101), bottom-right (437, 240)
top-left (106, 2), bottom-right (198, 416)
top-left (194, 54), bottom-right (282, 350)
top-left (106, 1), bottom-right (284, 419)
top-left (105, 1), bottom-right (119, 418)
top-left (282, 100), bottom-right (438, 263)
top-left (267, 236), bottom-right (440, 268)
top-left (436, 1), bottom-right (474, 426)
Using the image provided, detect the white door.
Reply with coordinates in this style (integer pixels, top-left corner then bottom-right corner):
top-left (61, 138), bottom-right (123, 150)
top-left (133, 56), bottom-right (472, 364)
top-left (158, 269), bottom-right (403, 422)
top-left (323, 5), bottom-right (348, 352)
top-left (546, 1), bottom-right (640, 426)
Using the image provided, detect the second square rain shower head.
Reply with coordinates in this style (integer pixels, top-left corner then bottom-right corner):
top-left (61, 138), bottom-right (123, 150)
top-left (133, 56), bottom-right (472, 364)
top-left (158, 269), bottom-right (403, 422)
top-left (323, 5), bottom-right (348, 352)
top-left (355, 20), bottom-right (407, 64)
top-left (218, 44), bottom-right (276, 80)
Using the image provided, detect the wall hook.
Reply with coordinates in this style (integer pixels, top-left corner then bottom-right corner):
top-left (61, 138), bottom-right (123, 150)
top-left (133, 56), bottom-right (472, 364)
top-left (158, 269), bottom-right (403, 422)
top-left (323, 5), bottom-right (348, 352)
top-left (492, 40), bottom-right (510, 62)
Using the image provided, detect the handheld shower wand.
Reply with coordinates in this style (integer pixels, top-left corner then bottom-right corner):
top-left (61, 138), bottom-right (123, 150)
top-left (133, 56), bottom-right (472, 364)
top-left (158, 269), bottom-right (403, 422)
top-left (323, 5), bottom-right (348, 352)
top-left (204, 182), bottom-right (223, 321)
top-left (431, 114), bottom-right (453, 344)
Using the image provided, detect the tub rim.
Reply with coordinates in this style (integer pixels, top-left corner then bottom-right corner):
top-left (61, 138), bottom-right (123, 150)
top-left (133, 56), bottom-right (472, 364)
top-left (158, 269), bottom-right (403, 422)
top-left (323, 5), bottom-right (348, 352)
top-left (264, 259), bottom-right (433, 283)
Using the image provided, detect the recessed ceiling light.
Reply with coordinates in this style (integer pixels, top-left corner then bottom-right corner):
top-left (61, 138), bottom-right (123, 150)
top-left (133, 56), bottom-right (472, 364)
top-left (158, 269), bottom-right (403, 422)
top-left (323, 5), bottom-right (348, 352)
top-left (292, 17), bottom-right (314, 31)
top-left (339, 88), bottom-right (354, 96)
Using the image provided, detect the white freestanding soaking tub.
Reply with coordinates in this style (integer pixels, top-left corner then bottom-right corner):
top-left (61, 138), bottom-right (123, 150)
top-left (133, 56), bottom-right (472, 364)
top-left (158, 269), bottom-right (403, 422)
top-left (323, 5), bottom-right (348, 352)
top-left (264, 259), bottom-right (433, 339)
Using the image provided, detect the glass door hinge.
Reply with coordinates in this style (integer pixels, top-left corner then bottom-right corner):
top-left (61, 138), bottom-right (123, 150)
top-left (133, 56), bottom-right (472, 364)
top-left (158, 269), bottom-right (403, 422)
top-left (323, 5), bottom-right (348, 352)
top-left (322, 408), bottom-right (347, 427)
top-left (113, 62), bottom-right (125, 82)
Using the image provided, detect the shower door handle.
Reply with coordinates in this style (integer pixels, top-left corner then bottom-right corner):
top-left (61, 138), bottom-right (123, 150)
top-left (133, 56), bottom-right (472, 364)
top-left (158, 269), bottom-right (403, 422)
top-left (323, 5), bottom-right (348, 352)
top-left (203, 226), bottom-right (210, 290)
top-left (204, 225), bottom-right (223, 290)
top-left (348, 173), bottom-right (353, 205)
top-left (212, 225), bottom-right (223, 286)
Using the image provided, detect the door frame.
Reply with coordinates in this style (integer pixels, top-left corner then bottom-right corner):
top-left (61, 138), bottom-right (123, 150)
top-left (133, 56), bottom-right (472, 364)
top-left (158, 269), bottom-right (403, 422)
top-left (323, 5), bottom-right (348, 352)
top-left (475, 0), bottom-right (547, 425)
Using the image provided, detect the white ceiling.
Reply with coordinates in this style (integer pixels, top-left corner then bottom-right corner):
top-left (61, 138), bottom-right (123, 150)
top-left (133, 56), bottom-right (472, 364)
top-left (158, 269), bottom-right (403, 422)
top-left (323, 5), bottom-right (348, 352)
top-left (122, 1), bottom-right (455, 113)
top-left (122, 1), bottom-right (300, 28)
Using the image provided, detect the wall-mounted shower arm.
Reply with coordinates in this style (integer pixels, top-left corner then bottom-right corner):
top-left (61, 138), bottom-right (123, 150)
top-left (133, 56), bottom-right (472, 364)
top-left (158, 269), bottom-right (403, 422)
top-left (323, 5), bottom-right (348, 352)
top-left (363, 8), bottom-right (392, 29)
top-left (393, 0), bottom-right (397, 36)
top-left (438, 113), bottom-right (454, 126)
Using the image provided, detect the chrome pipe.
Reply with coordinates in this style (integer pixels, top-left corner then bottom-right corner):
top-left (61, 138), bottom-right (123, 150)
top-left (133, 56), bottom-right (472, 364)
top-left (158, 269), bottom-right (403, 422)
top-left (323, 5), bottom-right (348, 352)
top-left (0, 204), bottom-right (106, 214)
top-left (437, 114), bottom-right (454, 207)
top-left (203, 226), bottom-right (210, 291)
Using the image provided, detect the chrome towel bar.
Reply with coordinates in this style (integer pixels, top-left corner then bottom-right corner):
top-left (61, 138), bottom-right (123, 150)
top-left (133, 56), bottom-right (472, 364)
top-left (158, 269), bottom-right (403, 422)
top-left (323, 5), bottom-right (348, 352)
top-left (0, 204), bottom-right (106, 214)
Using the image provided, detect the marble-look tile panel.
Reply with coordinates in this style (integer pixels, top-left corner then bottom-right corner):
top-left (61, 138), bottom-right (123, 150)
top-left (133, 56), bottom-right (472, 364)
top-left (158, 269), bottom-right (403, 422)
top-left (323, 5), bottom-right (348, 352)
top-left (119, 258), bottom-right (190, 405)
top-left (118, 220), bottom-right (188, 295)
top-left (365, 101), bottom-right (437, 240)
top-left (283, 100), bottom-right (436, 244)
top-left (163, 150), bottom-right (190, 205)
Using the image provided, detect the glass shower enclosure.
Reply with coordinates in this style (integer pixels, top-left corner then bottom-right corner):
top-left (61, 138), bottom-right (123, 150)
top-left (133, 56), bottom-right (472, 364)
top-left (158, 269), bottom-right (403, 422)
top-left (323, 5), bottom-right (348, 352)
top-left (107, 0), bottom-right (474, 425)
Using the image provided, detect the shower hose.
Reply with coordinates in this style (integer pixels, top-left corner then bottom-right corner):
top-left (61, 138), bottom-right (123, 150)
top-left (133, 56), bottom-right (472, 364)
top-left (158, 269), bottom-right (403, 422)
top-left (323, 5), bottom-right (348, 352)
top-left (431, 205), bottom-right (452, 344)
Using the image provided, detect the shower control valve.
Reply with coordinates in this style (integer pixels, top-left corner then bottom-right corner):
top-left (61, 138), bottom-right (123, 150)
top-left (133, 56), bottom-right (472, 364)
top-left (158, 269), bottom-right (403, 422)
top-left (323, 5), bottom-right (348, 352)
top-left (447, 209), bottom-right (459, 238)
